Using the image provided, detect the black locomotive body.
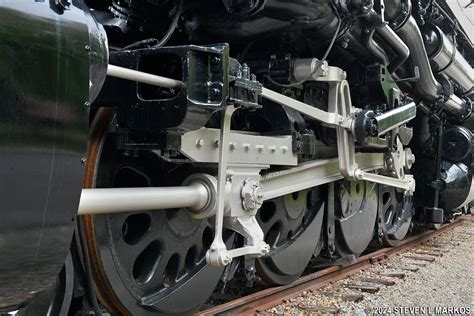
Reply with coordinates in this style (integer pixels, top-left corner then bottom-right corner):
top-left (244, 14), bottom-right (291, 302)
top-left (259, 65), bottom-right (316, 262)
top-left (0, 0), bottom-right (472, 314)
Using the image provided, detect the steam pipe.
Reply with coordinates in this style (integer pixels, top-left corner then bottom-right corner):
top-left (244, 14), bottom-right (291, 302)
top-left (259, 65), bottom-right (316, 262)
top-left (364, 29), bottom-right (390, 65)
top-left (396, 16), bottom-right (443, 100)
top-left (422, 24), bottom-right (474, 94)
top-left (396, 16), bottom-right (469, 117)
top-left (376, 24), bottom-right (410, 73)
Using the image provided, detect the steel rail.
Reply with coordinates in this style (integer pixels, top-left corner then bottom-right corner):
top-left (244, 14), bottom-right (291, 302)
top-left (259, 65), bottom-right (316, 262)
top-left (197, 218), bottom-right (466, 315)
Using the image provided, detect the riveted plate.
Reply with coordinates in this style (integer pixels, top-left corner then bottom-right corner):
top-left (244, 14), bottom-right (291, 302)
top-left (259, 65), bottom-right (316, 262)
top-left (169, 128), bottom-right (298, 166)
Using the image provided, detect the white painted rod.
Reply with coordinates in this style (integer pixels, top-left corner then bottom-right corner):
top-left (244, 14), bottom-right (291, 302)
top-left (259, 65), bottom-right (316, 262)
top-left (107, 64), bottom-right (184, 89)
top-left (78, 185), bottom-right (208, 215)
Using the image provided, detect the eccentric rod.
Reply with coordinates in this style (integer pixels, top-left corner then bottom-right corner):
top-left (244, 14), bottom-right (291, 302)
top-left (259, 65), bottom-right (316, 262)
top-left (78, 184), bottom-right (209, 215)
top-left (107, 64), bottom-right (184, 89)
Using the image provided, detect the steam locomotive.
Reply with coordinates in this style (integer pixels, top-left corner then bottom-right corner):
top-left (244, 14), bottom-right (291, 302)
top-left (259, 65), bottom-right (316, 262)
top-left (0, 0), bottom-right (472, 314)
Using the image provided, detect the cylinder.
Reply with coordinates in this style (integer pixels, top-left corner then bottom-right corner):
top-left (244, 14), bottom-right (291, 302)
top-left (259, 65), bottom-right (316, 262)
top-left (293, 58), bottom-right (329, 81)
top-left (441, 94), bottom-right (469, 118)
top-left (78, 184), bottom-right (210, 215)
top-left (422, 24), bottom-right (474, 94)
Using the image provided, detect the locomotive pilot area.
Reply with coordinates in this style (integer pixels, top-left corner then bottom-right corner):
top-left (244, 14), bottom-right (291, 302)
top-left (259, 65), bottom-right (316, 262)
top-left (0, 0), bottom-right (473, 315)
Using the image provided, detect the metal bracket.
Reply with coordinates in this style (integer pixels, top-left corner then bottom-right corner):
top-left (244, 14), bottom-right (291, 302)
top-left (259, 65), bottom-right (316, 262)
top-left (206, 105), bottom-right (270, 267)
top-left (174, 128), bottom-right (297, 166)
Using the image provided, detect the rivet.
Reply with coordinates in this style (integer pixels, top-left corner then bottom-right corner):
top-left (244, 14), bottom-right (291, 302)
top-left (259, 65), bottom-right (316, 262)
top-left (213, 140), bottom-right (219, 148)
top-left (84, 44), bottom-right (91, 52)
top-left (243, 143), bottom-right (250, 151)
top-left (80, 157), bottom-right (87, 165)
top-left (281, 146), bottom-right (288, 153)
top-left (196, 139), bottom-right (204, 148)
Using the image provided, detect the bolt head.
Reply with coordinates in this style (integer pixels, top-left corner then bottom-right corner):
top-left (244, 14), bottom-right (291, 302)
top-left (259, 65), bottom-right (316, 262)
top-left (210, 88), bottom-right (221, 98)
top-left (196, 139), bottom-right (204, 148)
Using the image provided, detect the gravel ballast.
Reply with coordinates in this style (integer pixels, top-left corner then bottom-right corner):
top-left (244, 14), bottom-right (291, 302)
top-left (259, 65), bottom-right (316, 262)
top-left (266, 216), bottom-right (474, 315)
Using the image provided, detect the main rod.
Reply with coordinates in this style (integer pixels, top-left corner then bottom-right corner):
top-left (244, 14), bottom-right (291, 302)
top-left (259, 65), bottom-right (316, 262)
top-left (78, 184), bottom-right (208, 215)
top-left (107, 64), bottom-right (184, 89)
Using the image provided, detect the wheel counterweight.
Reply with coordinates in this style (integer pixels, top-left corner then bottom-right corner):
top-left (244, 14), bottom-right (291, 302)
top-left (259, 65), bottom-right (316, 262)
top-left (256, 188), bottom-right (325, 285)
top-left (334, 181), bottom-right (378, 256)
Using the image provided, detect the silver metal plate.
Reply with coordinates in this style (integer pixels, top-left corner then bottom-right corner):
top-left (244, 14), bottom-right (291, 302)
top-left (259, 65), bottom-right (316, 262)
top-left (174, 128), bottom-right (298, 166)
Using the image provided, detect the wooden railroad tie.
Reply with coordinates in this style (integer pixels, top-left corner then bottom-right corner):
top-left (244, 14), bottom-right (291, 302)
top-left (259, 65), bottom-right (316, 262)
top-left (404, 255), bottom-right (436, 262)
top-left (359, 278), bottom-right (396, 286)
top-left (298, 304), bottom-right (339, 314)
top-left (322, 292), bottom-right (364, 303)
top-left (343, 284), bottom-right (380, 293)
top-left (408, 261), bottom-right (428, 267)
top-left (387, 265), bottom-right (419, 272)
top-left (380, 272), bottom-right (406, 279)
top-left (416, 250), bottom-right (443, 256)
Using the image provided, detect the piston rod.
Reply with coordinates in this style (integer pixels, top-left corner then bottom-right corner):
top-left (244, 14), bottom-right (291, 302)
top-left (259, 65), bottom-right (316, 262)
top-left (78, 184), bottom-right (209, 215)
top-left (107, 64), bottom-right (184, 89)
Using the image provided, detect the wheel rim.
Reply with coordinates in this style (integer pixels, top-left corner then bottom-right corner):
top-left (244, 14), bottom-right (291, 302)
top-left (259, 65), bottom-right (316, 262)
top-left (256, 188), bottom-right (324, 285)
top-left (81, 109), bottom-right (226, 315)
top-left (379, 185), bottom-right (412, 246)
top-left (335, 180), bottom-right (378, 256)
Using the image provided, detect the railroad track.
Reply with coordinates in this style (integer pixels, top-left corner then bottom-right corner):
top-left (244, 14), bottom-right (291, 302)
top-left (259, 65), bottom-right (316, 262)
top-left (197, 216), bottom-right (470, 315)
